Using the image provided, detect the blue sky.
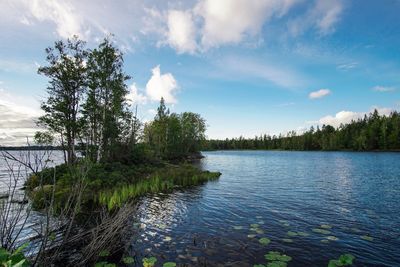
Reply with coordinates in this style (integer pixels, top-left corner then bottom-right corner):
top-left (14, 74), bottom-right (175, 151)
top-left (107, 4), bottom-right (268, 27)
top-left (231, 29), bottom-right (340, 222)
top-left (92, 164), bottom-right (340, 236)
top-left (0, 0), bottom-right (400, 145)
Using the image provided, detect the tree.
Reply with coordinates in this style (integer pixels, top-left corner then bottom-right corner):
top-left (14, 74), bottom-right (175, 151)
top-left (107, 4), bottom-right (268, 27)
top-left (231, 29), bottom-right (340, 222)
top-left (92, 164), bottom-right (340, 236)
top-left (83, 38), bottom-right (131, 162)
top-left (38, 37), bottom-right (87, 164)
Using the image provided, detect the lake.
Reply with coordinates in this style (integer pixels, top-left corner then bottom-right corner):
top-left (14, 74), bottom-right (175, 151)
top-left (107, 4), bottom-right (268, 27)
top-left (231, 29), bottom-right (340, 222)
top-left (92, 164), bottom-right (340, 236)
top-left (128, 151), bottom-right (400, 266)
top-left (1, 150), bottom-right (399, 266)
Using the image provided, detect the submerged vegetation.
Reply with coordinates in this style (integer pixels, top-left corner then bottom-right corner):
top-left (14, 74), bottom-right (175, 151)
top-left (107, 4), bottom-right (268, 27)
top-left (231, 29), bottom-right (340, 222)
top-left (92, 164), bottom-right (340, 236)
top-left (204, 110), bottom-right (400, 151)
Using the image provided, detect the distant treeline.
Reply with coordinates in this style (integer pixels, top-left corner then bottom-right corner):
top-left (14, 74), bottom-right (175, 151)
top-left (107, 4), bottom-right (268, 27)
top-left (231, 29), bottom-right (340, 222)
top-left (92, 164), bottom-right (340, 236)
top-left (204, 110), bottom-right (400, 151)
top-left (0, 146), bottom-right (62, 151)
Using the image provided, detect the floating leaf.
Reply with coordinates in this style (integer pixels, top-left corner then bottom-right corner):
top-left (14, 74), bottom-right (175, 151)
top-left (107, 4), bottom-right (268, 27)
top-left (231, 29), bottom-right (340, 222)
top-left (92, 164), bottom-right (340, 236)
top-left (312, 228), bottom-right (331, 235)
top-left (248, 234), bottom-right (256, 238)
top-left (256, 229), bottom-right (265, 234)
top-left (281, 238), bottom-right (293, 243)
top-left (321, 239), bottom-right (329, 243)
top-left (233, 226), bottom-right (243, 230)
top-left (320, 224), bottom-right (332, 229)
top-left (251, 224), bottom-right (260, 228)
top-left (361, 235), bottom-right (374, 241)
top-left (95, 262), bottom-right (116, 267)
top-left (297, 232), bottom-right (309, 237)
top-left (326, 236), bottom-right (338, 241)
top-left (163, 262), bottom-right (177, 267)
top-left (264, 251), bottom-right (292, 262)
top-left (254, 264), bottom-right (266, 267)
top-left (267, 261), bottom-right (287, 267)
top-left (328, 254), bottom-right (355, 267)
top-left (143, 257), bottom-right (157, 267)
top-left (163, 236), bottom-right (172, 242)
top-left (287, 231), bottom-right (298, 237)
top-left (259, 237), bottom-right (271, 245)
top-left (122, 257), bottom-right (134, 264)
top-left (99, 250), bottom-right (110, 257)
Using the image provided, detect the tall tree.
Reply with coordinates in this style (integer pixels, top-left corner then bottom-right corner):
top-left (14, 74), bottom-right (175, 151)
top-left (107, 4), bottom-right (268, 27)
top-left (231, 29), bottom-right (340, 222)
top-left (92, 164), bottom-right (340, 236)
top-left (38, 37), bottom-right (87, 164)
top-left (83, 38), bottom-right (131, 162)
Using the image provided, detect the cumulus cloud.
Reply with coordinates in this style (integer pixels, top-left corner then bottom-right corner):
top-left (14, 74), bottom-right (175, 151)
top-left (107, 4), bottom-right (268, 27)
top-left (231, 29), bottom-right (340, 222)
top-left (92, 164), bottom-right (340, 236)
top-left (166, 10), bottom-right (197, 54)
top-left (126, 83), bottom-right (147, 105)
top-left (195, 0), bottom-right (299, 49)
top-left (0, 89), bottom-right (42, 146)
top-left (372, 85), bottom-right (395, 92)
top-left (317, 107), bottom-right (395, 128)
top-left (145, 65), bottom-right (178, 104)
top-left (309, 89), bottom-right (331, 99)
top-left (24, 0), bottom-right (87, 39)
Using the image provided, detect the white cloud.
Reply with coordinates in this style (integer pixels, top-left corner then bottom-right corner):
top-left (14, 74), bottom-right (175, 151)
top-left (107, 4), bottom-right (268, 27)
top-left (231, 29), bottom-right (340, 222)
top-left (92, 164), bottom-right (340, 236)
top-left (316, 107), bottom-right (394, 128)
top-left (145, 65), bottom-right (179, 104)
top-left (337, 62), bottom-right (358, 71)
top-left (166, 10), bottom-right (197, 54)
top-left (220, 56), bottom-right (307, 89)
top-left (195, 0), bottom-right (299, 49)
top-left (26, 0), bottom-right (87, 39)
top-left (288, 0), bottom-right (344, 36)
top-left (0, 89), bottom-right (42, 146)
top-left (126, 83), bottom-right (147, 105)
top-left (309, 88), bottom-right (331, 99)
top-left (372, 85), bottom-right (395, 92)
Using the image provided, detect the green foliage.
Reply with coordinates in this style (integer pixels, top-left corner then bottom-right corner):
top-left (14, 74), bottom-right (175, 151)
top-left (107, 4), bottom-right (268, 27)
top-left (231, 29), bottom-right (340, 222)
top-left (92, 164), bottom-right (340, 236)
top-left (95, 262), bottom-right (116, 267)
top-left (259, 237), bottom-right (271, 245)
top-left (142, 257), bottom-right (157, 267)
top-left (144, 98), bottom-right (206, 160)
top-left (122, 257), bottom-right (135, 265)
top-left (328, 254), bottom-right (355, 267)
top-left (162, 262), bottom-right (176, 267)
top-left (204, 110), bottom-right (400, 151)
top-left (0, 244), bottom-right (29, 267)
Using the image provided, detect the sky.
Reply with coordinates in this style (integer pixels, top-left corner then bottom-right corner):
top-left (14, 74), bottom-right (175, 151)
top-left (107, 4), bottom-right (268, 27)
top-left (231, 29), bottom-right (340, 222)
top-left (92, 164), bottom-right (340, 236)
top-left (1, 0), bottom-right (400, 145)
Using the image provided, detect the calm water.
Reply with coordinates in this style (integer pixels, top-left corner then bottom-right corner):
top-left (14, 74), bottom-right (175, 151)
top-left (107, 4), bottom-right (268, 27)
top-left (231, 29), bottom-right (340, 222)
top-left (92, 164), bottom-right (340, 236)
top-left (128, 151), bottom-right (400, 266)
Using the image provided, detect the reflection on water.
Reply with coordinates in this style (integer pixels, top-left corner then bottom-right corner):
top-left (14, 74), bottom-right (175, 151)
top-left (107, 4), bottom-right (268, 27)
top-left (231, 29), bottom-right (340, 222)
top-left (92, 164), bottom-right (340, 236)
top-left (129, 151), bottom-right (400, 266)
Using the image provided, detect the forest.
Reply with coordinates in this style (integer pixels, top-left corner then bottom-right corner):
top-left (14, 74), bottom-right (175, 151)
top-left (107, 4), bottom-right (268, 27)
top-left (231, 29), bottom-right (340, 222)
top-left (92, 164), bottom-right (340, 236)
top-left (204, 110), bottom-right (400, 151)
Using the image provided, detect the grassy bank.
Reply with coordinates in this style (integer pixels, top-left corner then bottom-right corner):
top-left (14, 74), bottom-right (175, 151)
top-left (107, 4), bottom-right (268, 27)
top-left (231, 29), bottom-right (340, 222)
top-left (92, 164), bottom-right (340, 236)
top-left (25, 161), bottom-right (221, 213)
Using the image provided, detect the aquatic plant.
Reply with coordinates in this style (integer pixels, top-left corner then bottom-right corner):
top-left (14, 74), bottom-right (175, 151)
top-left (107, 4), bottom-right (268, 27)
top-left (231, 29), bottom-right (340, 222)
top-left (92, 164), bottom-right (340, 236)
top-left (95, 262), bottom-right (116, 267)
top-left (320, 224), bottom-right (332, 229)
top-left (328, 254), bottom-right (355, 267)
top-left (122, 257), bottom-right (135, 264)
top-left (233, 226), bottom-right (243, 230)
top-left (360, 235), bottom-right (374, 241)
top-left (163, 262), bottom-right (177, 267)
top-left (0, 244), bottom-right (29, 267)
top-left (259, 237), bottom-right (271, 245)
top-left (143, 257), bottom-right (157, 267)
top-left (312, 228), bottom-right (331, 235)
top-left (99, 250), bottom-right (110, 257)
top-left (281, 238), bottom-right (293, 243)
top-left (287, 231), bottom-right (298, 237)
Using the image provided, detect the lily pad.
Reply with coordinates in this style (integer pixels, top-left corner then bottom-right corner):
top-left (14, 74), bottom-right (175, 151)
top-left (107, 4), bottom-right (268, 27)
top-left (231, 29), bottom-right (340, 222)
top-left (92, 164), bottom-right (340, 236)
top-left (281, 238), bottom-right (293, 243)
top-left (297, 232), bottom-right (309, 237)
top-left (122, 257), bottom-right (135, 264)
top-left (233, 226), bottom-right (243, 230)
top-left (248, 234), bottom-right (256, 238)
top-left (259, 237), bottom-right (271, 245)
top-left (163, 262), bottom-right (177, 267)
top-left (287, 231), bottom-right (298, 237)
top-left (99, 250), bottom-right (110, 257)
top-left (143, 257), bottom-right (157, 267)
top-left (251, 224), bottom-right (260, 228)
top-left (256, 229), bottom-right (265, 234)
top-left (312, 228), bottom-right (331, 235)
top-left (326, 236), bottom-right (338, 241)
top-left (328, 254), bottom-right (355, 267)
top-left (267, 261), bottom-right (287, 267)
top-left (361, 235), bottom-right (374, 241)
top-left (264, 251), bottom-right (292, 262)
top-left (163, 236), bottom-right (172, 242)
top-left (320, 224), bottom-right (332, 229)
